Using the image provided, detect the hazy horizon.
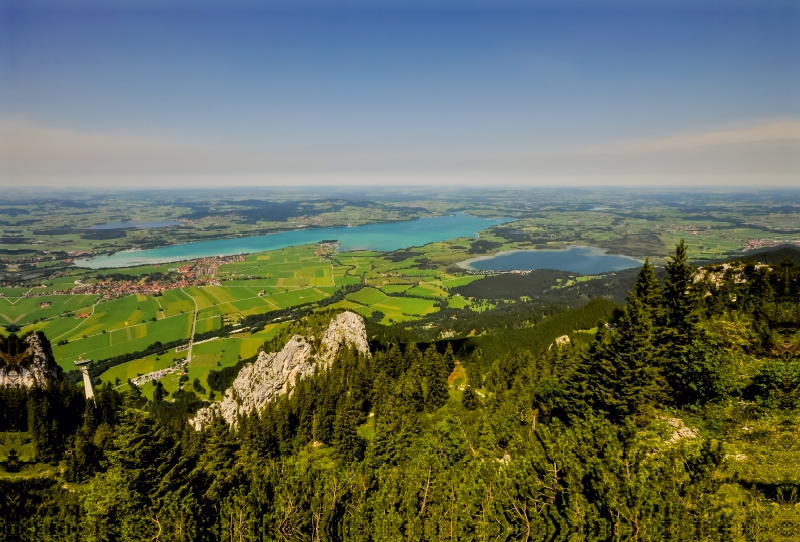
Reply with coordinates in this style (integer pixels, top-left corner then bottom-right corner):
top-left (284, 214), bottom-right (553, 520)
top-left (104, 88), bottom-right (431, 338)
top-left (2, 0), bottom-right (798, 188)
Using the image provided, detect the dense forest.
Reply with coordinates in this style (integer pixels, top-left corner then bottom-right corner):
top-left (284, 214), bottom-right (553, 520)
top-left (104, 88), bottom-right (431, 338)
top-left (2, 242), bottom-right (799, 540)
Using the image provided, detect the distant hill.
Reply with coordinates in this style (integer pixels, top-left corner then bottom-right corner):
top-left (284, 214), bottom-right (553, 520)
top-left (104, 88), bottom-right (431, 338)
top-left (740, 245), bottom-right (800, 265)
top-left (451, 266), bottom-right (661, 306)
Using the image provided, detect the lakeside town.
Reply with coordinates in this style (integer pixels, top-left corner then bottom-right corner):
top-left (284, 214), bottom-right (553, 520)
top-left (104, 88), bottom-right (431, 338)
top-left (0, 254), bottom-right (247, 300)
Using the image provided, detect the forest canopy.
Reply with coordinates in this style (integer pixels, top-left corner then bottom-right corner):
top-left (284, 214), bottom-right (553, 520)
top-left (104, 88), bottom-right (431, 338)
top-left (2, 242), bottom-right (799, 540)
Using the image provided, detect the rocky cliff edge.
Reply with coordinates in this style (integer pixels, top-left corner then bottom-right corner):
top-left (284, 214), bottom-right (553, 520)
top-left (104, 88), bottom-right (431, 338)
top-left (190, 311), bottom-right (370, 430)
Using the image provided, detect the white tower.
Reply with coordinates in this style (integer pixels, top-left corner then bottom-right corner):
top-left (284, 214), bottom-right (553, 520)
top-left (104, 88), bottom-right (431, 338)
top-left (74, 359), bottom-right (95, 400)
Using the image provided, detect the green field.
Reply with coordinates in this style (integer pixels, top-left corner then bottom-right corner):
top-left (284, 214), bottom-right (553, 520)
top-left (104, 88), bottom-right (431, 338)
top-left (440, 276), bottom-right (482, 288)
top-left (346, 287), bottom-right (389, 306)
top-left (405, 284), bottom-right (448, 297)
top-left (320, 299), bottom-right (373, 319)
top-left (10, 242), bottom-right (483, 371)
top-left (10, 247), bottom-right (346, 369)
top-left (447, 295), bottom-right (471, 309)
top-left (39, 281), bottom-right (334, 370)
top-left (100, 352), bottom-right (178, 386)
top-left (0, 294), bottom-right (98, 326)
top-left (98, 322), bottom-right (290, 401)
top-left (157, 289), bottom-right (196, 317)
top-left (7, 191), bottom-right (798, 403)
top-left (52, 313), bottom-right (192, 370)
top-left (371, 296), bottom-right (438, 322)
top-left (379, 284), bottom-right (412, 294)
top-left (344, 286), bottom-right (440, 323)
top-left (216, 246), bottom-right (335, 287)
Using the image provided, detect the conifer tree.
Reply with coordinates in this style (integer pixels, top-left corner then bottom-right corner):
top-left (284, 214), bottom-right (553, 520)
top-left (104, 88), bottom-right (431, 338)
top-left (66, 428), bottom-right (100, 482)
top-left (661, 240), bottom-right (717, 406)
top-left (634, 258), bottom-right (661, 308)
top-left (661, 239), bottom-right (701, 348)
top-left (313, 391), bottom-right (337, 444)
top-left (105, 410), bottom-right (183, 493)
top-left (605, 288), bottom-right (662, 418)
top-left (82, 397), bottom-right (100, 434)
top-left (334, 399), bottom-right (366, 463)
top-left (425, 375), bottom-right (449, 412)
top-left (477, 415), bottom-right (498, 456)
top-left (368, 392), bottom-right (417, 467)
top-left (464, 351), bottom-right (483, 390)
top-left (566, 324), bottom-right (619, 419)
top-left (404, 342), bottom-right (423, 373)
top-left (422, 344), bottom-right (441, 383)
top-left (243, 404), bottom-right (278, 460)
top-left (442, 342), bottom-right (456, 377)
top-left (153, 381), bottom-right (166, 402)
top-left (567, 259), bottom-right (667, 420)
top-left (383, 344), bottom-right (406, 377)
top-left (370, 372), bottom-right (396, 416)
top-left (291, 376), bottom-right (315, 445)
top-left (274, 400), bottom-right (296, 457)
top-left (423, 345), bottom-right (449, 412)
top-left (400, 364), bottom-right (425, 413)
top-left (95, 382), bottom-right (121, 426)
top-left (124, 380), bottom-right (146, 409)
top-left (742, 266), bottom-right (776, 349)
top-left (196, 416), bottom-right (239, 501)
top-left (351, 354), bottom-right (373, 413)
top-left (461, 387), bottom-right (479, 410)
top-left (27, 387), bottom-right (61, 463)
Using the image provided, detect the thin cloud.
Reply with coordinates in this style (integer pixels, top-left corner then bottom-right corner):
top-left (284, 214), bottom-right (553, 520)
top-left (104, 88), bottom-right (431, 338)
top-left (579, 120), bottom-right (800, 155)
top-left (1, 118), bottom-right (798, 186)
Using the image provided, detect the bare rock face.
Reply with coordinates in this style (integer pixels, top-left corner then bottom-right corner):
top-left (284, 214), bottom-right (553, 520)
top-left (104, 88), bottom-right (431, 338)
top-left (319, 311), bottom-right (370, 364)
top-left (554, 335), bottom-right (571, 346)
top-left (191, 311), bottom-right (370, 430)
top-left (0, 332), bottom-right (63, 388)
top-left (665, 417), bottom-right (699, 444)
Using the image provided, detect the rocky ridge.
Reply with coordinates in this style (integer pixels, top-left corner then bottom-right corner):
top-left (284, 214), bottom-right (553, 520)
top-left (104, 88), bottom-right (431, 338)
top-left (0, 332), bottom-right (64, 388)
top-left (190, 311), bottom-right (370, 430)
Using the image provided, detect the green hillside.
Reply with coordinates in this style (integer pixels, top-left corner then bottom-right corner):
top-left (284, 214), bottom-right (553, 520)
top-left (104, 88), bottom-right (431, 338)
top-left (3, 242), bottom-right (800, 540)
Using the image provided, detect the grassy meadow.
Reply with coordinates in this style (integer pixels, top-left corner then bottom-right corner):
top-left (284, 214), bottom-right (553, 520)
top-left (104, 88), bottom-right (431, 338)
top-left (8, 241), bottom-right (491, 390)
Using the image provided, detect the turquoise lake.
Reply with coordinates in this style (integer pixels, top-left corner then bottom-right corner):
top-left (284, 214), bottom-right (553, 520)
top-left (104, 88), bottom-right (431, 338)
top-left (459, 246), bottom-right (641, 274)
top-left (76, 214), bottom-right (510, 269)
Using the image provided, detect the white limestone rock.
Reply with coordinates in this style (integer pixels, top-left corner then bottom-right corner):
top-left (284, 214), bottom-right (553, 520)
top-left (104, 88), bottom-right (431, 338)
top-left (319, 311), bottom-right (370, 364)
top-left (548, 335), bottom-right (571, 350)
top-left (190, 311), bottom-right (370, 430)
top-left (555, 335), bottom-right (571, 346)
top-left (0, 332), bottom-right (63, 388)
top-left (665, 417), bottom-right (699, 444)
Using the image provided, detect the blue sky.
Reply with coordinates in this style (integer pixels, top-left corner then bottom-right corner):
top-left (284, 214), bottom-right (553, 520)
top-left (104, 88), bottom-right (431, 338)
top-left (1, 0), bottom-right (798, 187)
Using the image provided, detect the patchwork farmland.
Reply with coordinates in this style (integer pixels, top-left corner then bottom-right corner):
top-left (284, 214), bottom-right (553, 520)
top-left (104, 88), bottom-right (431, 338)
top-left (5, 241), bottom-right (487, 395)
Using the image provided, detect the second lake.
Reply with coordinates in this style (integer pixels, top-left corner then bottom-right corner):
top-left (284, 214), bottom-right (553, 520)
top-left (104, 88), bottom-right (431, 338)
top-left (459, 246), bottom-right (642, 274)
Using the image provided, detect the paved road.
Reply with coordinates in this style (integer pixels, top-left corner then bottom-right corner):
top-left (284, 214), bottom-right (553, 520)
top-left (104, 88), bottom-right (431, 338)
top-left (181, 288), bottom-right (199, 364)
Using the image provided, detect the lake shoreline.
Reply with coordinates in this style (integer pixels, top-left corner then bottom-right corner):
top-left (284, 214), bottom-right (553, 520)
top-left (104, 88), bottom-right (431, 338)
top-left (458, 245), bottom-right (642, 273)
top-left (75, 214), bottom-right (512, 269)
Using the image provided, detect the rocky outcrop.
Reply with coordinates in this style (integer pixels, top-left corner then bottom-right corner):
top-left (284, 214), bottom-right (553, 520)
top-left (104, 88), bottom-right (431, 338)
top-left (548, 335), bottom-right (570, 350)
top-left (554, 335), bottom-right (571, 346)
top-left (319, 311), bottom-right (370, 364)
top-left (0, 332), bottom-right (63, 388)
top-left (191, 312), bottom-right (370, 430)
top-left (664, 417), bottom-right (698, 444)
